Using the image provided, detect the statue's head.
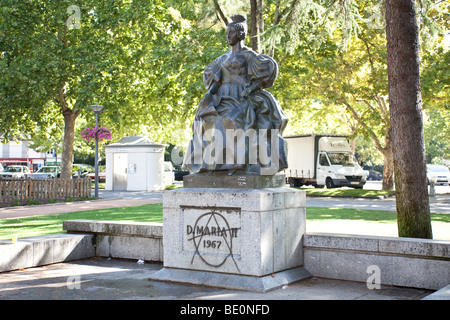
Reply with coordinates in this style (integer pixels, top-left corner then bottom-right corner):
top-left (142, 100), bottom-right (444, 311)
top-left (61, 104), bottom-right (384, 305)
top-left (227, 14), bottom-right (247, 41)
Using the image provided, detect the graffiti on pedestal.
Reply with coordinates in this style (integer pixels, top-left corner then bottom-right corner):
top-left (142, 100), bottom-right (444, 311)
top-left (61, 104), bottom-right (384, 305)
top-left (185, 210), bottom-right (241, 272)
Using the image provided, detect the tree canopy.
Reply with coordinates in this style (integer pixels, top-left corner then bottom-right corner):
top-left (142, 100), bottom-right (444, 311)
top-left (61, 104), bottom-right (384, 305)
top-left (1, 0), bottom-right (448, 175)
top-left (1, 0), bottom-right (193, 177)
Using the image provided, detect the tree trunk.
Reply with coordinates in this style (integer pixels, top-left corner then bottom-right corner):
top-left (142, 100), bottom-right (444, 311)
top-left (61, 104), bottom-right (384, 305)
top-left (385, 0), bottom-right (432, 238)
top-left (257, 0), bottom-right (264, 53)
top-left (250, 0), bottom-right (259, 52)
top-left (381, 143), bottom-right (394, 190)
top-left (213, 0), bottom-right (228, 26)
top-left (60, 108), bottom-right (80, 179)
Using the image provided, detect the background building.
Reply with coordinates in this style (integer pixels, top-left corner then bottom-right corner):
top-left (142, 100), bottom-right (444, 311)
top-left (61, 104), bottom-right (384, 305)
top-left (0, 139), bottom-right (61, 172)
top-left (104, 136), bottom-right (168, 191)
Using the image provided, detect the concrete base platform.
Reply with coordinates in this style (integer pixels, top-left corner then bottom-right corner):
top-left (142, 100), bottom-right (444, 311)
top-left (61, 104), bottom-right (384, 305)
top-left (0, 258), bottom-right (435, 301)
top-left (148, 266), bottom-right (312, 292)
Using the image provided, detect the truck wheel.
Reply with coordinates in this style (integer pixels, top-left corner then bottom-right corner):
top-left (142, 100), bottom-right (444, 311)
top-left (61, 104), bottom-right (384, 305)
top-left (325, 178), bottom-right (335, 189)
top-left (288, 178), bottom-right (295, 187)
top-left (289, 178), bottom-right (302, 187)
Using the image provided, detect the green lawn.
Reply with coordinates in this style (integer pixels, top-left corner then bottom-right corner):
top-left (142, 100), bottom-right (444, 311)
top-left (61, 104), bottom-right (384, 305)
top-left (0, 203), bottom-right (162, 240)
top-left (1, 203), bottom-right (448, 241)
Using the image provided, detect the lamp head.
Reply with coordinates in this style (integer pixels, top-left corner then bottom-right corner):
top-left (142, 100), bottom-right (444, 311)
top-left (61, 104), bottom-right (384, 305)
top-left (89, 105), bottom-right (105, 114)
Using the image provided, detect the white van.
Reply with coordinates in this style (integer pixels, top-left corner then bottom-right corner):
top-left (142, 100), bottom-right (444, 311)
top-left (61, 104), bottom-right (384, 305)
top-left (285, 134), bottom-right (366, 188)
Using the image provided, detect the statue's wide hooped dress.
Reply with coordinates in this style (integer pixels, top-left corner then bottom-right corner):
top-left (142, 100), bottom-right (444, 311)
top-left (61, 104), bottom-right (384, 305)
top-left (183, 47), bottom-right (288, 175)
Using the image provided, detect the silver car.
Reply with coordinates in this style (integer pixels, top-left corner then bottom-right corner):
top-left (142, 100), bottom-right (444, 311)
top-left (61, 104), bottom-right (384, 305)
top-left (0, 165), bottom-right (31, 179)
top-left (29, 166), bottom-right (61, 179)
top-left (427, 164), bottom-right (450, 185)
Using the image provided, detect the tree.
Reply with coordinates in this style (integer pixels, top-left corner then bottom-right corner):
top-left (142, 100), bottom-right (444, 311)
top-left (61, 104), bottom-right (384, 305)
top-left (183, 0), bottom-right (442, 237)
top-left (201, 0), bottom-right (326, 57)
top-left (200, 1), bottom-right (393, 189)
top-left (28, 115), bottom-right (65, 159)
top-left (420, 5), bottom-right (450, 112)
top-left (418, 0), bottom-right (450, 164)
top-left (385, 0), bottom-right (432, 238)
top-left (0, 0), bottom-right (186, 178)
top-left (278, 16), bottom-right (396, 189)
top-left (424, 109), bottom-right (450, 163)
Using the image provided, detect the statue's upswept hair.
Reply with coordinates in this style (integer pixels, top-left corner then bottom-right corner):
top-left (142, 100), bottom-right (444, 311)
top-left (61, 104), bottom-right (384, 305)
top-left (231, 14), bottom-right (246, 24)
top-left (228, 14), bottom-right (247, 40)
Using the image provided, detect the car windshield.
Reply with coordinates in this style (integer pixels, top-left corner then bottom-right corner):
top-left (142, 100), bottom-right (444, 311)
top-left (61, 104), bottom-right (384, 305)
top-left (38, 167), bottom-right (58, 173)
top-left (73, 165), bottom-right (93, 172)
top-left (5, 167), bottom-right (22, 172)
top-left (89, 167), bottom-right (105, 173)
top-left (327, 152), bottom-right (356, 166)
top-left (428, 165), bottom-right (449, 173)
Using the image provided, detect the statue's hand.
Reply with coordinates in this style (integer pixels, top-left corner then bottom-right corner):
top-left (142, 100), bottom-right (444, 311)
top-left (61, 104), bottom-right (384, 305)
top-left (242, 81), bottom-right (261, 99)
top-left (242, 87), bottom-right (251, 98)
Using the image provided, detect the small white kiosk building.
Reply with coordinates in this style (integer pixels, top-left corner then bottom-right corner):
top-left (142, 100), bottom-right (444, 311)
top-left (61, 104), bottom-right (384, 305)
top-left (104, 136), bottom-right (166, 191)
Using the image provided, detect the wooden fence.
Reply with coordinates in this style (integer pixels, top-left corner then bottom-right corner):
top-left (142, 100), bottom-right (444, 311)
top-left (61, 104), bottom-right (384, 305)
top-left (0, 178), bottom-right (91, 205)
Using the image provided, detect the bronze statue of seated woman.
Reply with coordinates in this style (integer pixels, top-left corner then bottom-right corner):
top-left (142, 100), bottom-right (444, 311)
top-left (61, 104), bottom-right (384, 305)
top-left (183, 14), bottom-right (288, 176)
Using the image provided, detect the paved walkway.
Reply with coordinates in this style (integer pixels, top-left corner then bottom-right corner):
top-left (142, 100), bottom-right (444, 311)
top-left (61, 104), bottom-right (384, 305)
top-left (0, 190), bottom-right (163, 219)
top-left (2, 189), bottom-right (450, 217)
top-left (0, 257), bottom-right (434, 301)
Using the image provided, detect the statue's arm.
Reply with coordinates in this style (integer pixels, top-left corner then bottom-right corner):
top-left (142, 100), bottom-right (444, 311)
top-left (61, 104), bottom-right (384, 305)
top-left (208, 81), bottom-right (220, 95)
top-left (203, 56), bottom-right (223, 93)
top-left (246, 53), bottom-right (278, 91)
top-left (242, 80), bottom-right (262, 98)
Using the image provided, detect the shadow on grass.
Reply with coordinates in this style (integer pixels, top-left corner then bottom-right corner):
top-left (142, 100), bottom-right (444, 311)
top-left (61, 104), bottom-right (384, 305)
top-left (307, 207), bottom-right (450, 224)
top-left (307, 207), bottom-right (397, 223)
top-left (299, 187), bottom-right (396, 198)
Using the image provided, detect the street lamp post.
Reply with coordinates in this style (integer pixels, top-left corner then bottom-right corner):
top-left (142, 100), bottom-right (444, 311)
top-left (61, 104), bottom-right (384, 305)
top-left (89, 105), bottom-right (105, 198)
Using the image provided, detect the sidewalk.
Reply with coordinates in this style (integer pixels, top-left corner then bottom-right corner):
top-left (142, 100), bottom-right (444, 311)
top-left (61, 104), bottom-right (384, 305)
top-left (2, 189), bottom-right (450, 218)
top-left (0, 190), bottom-right (163, 219)
top-left (0, 257), bottom-right (434, 301)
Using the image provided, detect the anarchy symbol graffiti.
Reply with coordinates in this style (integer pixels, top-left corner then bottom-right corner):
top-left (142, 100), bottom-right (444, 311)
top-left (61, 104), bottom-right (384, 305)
top-left (187, 211), bottom-right (241, 272)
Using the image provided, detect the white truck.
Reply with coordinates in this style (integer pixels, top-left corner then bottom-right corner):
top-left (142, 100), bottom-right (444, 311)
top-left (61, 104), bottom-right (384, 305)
top-left (284, 134), bottom-right (366, 189)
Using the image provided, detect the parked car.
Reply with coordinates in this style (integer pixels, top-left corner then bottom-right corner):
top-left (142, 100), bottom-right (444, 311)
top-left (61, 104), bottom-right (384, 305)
top-left (87, 166), bottom-right (106, 182)
top-left (0, 163), bottom-right (4, 172)
top-left (72, 164), bottom-right (95, 178)
top-left (0, 165), bottom-right (31, 179)
top-left (427, 164), bottom-right (450, 185)
top-left (174, 168), bottom-right (190, 181)
top-left (367, 170), bottom-right (382, 181)
top-left (29, 166), bottom-right (61, 179)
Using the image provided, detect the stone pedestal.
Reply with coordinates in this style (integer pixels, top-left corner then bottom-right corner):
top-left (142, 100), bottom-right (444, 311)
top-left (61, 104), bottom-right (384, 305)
top-left (149, 176), bottom-right (310, 292)
top-left (183, 173), bottom-right (287, 189)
